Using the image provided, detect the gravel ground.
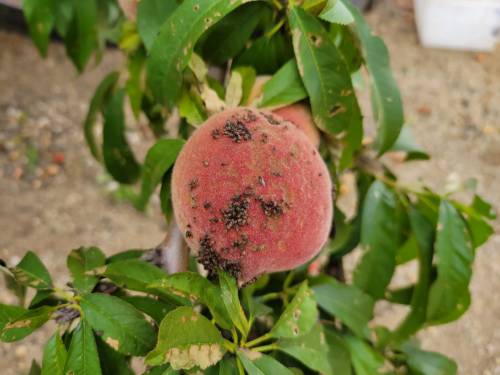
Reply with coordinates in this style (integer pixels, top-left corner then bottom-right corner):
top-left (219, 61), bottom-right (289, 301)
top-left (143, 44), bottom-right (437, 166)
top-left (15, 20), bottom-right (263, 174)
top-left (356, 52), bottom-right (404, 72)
top-left (1, 1), bottom-right (499, 374)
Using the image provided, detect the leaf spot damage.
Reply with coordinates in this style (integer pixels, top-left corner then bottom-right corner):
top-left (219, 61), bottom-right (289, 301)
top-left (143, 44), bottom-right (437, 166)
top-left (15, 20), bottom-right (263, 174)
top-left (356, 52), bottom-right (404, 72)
top-left (165, 344), bottom-right (223, 370)
top-left (105, 337), bottom-right (120, 350)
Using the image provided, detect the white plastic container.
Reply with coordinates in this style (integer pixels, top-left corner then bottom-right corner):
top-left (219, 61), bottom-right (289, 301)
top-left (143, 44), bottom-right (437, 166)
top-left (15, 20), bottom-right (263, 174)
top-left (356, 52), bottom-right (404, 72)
top-left (414, 0), bottom-right (500, 51)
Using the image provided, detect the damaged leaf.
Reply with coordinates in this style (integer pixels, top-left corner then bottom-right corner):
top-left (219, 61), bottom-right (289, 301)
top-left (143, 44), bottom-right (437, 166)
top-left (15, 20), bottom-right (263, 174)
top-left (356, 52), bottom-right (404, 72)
top-left (146, 306), bottom-right (226, 370)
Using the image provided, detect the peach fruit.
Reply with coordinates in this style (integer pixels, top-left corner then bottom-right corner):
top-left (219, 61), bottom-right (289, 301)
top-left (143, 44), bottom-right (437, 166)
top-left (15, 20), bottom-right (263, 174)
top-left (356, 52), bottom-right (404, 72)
top-left (272, 103), bottom-right (321, 148)
top-left (171, 108), bottom-right (333, 284)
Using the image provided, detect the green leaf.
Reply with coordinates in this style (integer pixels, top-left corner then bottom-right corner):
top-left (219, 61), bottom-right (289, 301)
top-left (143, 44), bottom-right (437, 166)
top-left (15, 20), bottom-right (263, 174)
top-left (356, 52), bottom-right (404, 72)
top-left (391, 208), bottom-right (434, 343)
top-left (160, 171), bottom-right (174, 220)
top-left (353, 181), bottom-right (402, 299)
top-left (344, 335), bottom-right (384, 375)
top-left (96, 336), bottom-right (134, 375)
top-left (219, 272), bottom-right (249, 336)
top-left (0, 306), bottom-right (54, 342)
top-left (142, 365), bottom-right (178, 375)
top-left (64, 320), bottom-right (102, 375)
top-left (137, 139), bottom-right (185, 210)
top-left (54, 0), bottom-right (73, 36)
top-left (67, 246), bottom-right (106, 294)
top-left (137, 0), bottom-right (179, 51)
top-left (289, 6), bottom-right (361, 135)
top-left (270, 281), bottom-right (317, 338)
top-left (401, 343), bottom-right (457, 375)
top-left (396, 234), bottom-right (419, 265)
top-left (148, 272), bottom-right (232, 329)
top-left (1, 267), bottom-right (27, 305)
top-left (466, 214), bottom-right (494, 249)
top-left (83, 71), bottom-right (120, 161)
top-left (200, 3), bottom-right (266, 64)
top-left (64, 0), bottom-right (98, 72)
top-left (258, 59), bottom-right (307, 108)
top-left (427, 201), bottom-right (473, 324)
top-left (80, 293), bottom-right (156, 356)
top-left (319, 0), bottom-right (354, 25)
top-left (326, 207), bottom-right (361, 257)
top-left (385, 285), bottom-right (414, 305)
top-left (106, 249), bottom-right (145, 263)
top-left (312, 276), bottom-right (374, 336)
top-left (471, 194), bottom-right (496, 219)
top-left (102, 88), bottom-right (141, 184)
top-left (340, 0), bottom-right (404, 154)
top-left (126, 49), bottom-right (146, 120)
top-left (146, 306), bottom-right (226, 370)
top-left (324, 328), bottom-right (352, 375)
top-left (235, 32), bottom-right (294, 75)
top-left (22, 0), bottom-right (54, 57)
top-left (28, 360), bottom-right (42, 375)
top-left (41, 332), bottom-right (67, 375)
top-left (104, 259), bottom-right (168, 293)
top-left (234, 66), bottom-right (256, 105)
top-left (237, 350), bottom-right (295, 375)
top-left (122, 296), bottom-right (176, 324)
top-left (218, 357), bottom-right (238, 374)
top-left (390, 127), bottom-right (430, 161)
top-left (178, 88), bottom-right (207, 127)
top-left (277, 324), bottom-right (334, 375)
top-left (147, 0), bottom-right (256, 107)
top-left (0, 304), bottom-right (27, 332)
top-left (11, 251), bottom-right (52, 290)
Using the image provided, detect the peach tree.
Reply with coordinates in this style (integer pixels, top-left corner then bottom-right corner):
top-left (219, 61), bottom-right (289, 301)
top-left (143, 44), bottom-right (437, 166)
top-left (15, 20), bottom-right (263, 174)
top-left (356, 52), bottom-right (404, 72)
top-left (1, 0), bottom-right (495, 374)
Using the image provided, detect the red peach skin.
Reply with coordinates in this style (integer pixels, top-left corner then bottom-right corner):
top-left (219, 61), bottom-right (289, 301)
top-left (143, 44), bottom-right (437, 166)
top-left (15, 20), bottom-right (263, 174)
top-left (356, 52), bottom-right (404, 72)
top-left (273, 103), bottom-right (321, 148)
top-left (171, 108), bottom-right (333, 285)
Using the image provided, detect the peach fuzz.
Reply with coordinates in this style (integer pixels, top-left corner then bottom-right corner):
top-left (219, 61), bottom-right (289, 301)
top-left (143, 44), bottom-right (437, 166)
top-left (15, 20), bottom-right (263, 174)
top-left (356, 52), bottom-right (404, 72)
top-left (171, 108), bottom-right (333, 284)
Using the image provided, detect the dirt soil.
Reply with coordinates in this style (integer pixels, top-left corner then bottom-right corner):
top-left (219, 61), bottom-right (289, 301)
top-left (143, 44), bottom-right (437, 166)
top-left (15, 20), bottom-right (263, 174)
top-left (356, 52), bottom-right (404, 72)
top-left (1, 1), bottom-right (499, 374)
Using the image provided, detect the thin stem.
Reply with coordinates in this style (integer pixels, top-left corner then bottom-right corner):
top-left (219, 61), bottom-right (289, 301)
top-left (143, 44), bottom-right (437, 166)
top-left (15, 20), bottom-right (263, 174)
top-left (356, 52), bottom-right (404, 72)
top-left (253, 344), bottom-right (279, 353)
top-left (283, 271), bottom-right (295, 290)
top-left (231, 327), bottom-right (239, 345)
top-left (265, 18), bottom-right (285, 39)
top-left (258, 292), bottom-right (282, 303)
top-left (245, 332), bottom-right (273, 348)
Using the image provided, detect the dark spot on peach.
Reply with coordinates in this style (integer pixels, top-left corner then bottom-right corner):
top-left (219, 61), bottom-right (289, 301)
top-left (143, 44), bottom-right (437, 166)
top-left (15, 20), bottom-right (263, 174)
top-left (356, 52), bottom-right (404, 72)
top-left (221, 194), bottom-right (250, 229)
top-left (189, 178), bottom-right (199, 191)
top-left (223, 120), bottom-right (252, 143)
top-left (203, 201), bottom-right (212, 210)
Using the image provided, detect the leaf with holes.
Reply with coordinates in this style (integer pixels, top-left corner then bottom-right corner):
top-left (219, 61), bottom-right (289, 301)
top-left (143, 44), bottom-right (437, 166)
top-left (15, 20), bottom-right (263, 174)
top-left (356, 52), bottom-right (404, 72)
top-left (146, 307), bottom-right (226, 370)
top-left (102, 88), bottom-right (141, 184)
top-left (427, 201), bottom-right (473, 325)
top-left (64, 321), bottom-right (102, 375)
top-left (41, 332), bottom-right (67, 375)
top-left (10, 251), bottom-right (52, 290)
top-left (270, 281), bottom-right (317, 338)
top-left (147, 0), bottom-right (258, 107)
top-left (148, 272), bottom-right (231, 329)
top-left (312, 276), bottom-right (374, 336)
top-left (80, 293), bottom-right (156, 356)
top-left (0, 304), bottom-right (27, 333)
top-left (353, 181), bottom-right (403, 299)
top-left (67, 247), bottom-right (106, 294)
top-left (289, 6), bottom-right (361, 135)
